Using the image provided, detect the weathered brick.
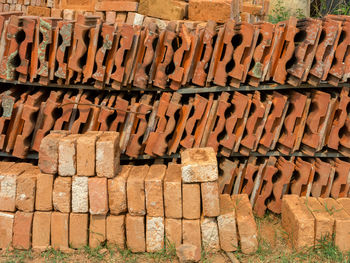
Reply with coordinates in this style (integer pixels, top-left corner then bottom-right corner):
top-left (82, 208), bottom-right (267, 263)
top-left (188, 0), bottom-right (231, 23)
top-left (126, 12), bottom-right (144, 25)
top-left (176, 244), bottom-right (201, 263)
top-left (181, 147), bottom-right (218, 183)
top-left (183, 183), bottom-right (201, 219)
top-left (201, 217), bottom-right (220, 252)
top-left (27, 5), bottom-right (50, 16)
top-left (146, 216), bottom-right (164, 252)
top-left (72, 176), bottom-right (88, 213)
top-left (63, 9), bottom-right (75, 20)
top-left (96, 132), bottom-right (120, 178)
top-left (89, 177), bottom-right (108, 215)
top-left (13, 211), bottom-right (33, 250)
top-left (106, 215), bottom-right (125, 249)
top-left (182, 219), bottom-right (201, 249)
top-left (32, 212), bottom-right (51, 251)
top-left (165, 218), bottom-right (182, 248)
top-left (70, 213), bottom-right (88, 249)
top-left (108, 166), bottom-right (131, 215)
top-left (126, 214), bottom-right (145, 252)
top-left (35, 173), bottom-right (53, 211)
top-left (51, 212), bottom-right (69, 250)
top-left (145, 164), bottom-right (166, 217)
top-left (138, 0), bottom-right (187, 20)
top-left (15, 174), bottom-right (36, 212)
top-left (52, 177), bottom-right (71, 213)
top-left (127, 165), bottom-right (149, 216)
top-left (0, 212), bottom-right (14, 249)
top-left (105, 11), bottom-right (116, 24)
top-left (90, 215), bottom-right (106, 249)
top-left (164, 163), bottom-right (182, 219)
top-left (201, 181), bottom-right (220, 217)
top-left (77, 134), bottom-right (98, 176)
top-left (95, 1), bottom-right (138, 11)
top-left (51, 8), bottom-right (62, 17)
top-left (58, 134), bottom-right (79, 176)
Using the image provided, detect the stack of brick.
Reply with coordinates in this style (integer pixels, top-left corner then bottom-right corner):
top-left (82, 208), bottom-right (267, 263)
top-left (282, 195), bottom-right (350, 252)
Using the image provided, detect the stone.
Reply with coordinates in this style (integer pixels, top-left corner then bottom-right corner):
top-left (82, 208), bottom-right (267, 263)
top-left (188, 0), bottom-right (231, 23)
top-left (69, 213), bottom-right (88, 249)
top-left (89, 215), bottom-right (106, 249)
top-left (146, 216), bottom-right (164, 252)
top-left (164, 163), bottom-right (182, 219)
top-left (89, 177), bottom-right (108, 215)
top-left (281, 195), bottom-right (314, 251)
top-left (108, 166), bottom-right (131, 215)
top-left (200, 217), bottom-right (220, 251)
top-left (181, 147), bottom-right (218, 183)
top-left (138, 0), bottom-right (187, 21)
top-left (0, 212), bottom-right (14, 249)
top-left (183, 183), bottom-right (201, 219)
top-left (77, 134), bottom-right (99, 176)
top-left (106, 215), bottom-right (125, 249)
top-left (32, 212), bottom-right (51, 251)
top-left (201, 181), bottom-right (220, 217)
top-left (217, 194), bottom-right (237, 252)
top-left (96, 132), bottom-right (120, 178)
top-left (145, 164), bottom-right (166, 217)
top-left (35, 173), bottom-right (53, 211)
top-left (72, 176), bottom-right (88, 213)
top-left (126, 214), bottom-right (145, 252)
top-left (58, 134), bottom-right (79, 176)
top-left (165, 218), bottom-right (182, 248)
top-left (232, 194), bottom-right (258, 254)
top-left (51, 212), bottom-right (69, 250)
top-left (182, 219), bottom-right (201, 249)
top-left (127, 165), bottom-right (149, 216)
top-left (52, 177), bottom-right (71, 213)
top-left (176, 244), bottom-right (201, 263)
top-left (15, 174), bottom-right (36, 212)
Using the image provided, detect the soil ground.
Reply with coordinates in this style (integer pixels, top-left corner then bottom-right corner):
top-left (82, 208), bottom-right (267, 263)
top-left (1, 213), bottom-right (349, 263)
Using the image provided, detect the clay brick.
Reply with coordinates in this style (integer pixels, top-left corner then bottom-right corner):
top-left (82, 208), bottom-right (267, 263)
top-left (77, 134), bottom-right (99, 176)
top-left (145, 164), bottom-right (166, 217)
top-left (318, 198), bottom-right (350, 252)
top-left (126, 12), bottom-right (144, 25)
top-left (146, 216), bottom-right (164, 252)
top-left (12, 211), bottom-right (33, 250)
top-left (63, 9), bottom-right (74, 20)
top-left (201, 217), bottom-right (220, 251)
top-left (51, 8), bottom-right (62, 18)
top-left (58, 134), bottom-right (79, 177)
top-left (35, 173), bottom-right (53, 211)
top-left (108, 166), bottom-right (131, 215)
top-left (138, 0), bottom-right (187, 21)
top-left (105, 11), bottom-right (116, 24)
top-left (27, 5), bottom-right (50, 16)
top-left (176, 244), bottom-right (201, 263)
top-left (72, 176), bottom-right (88, 213)
top-left (89, 215), bottom-right (106, 249)
top-left (217, 194), bottom-right (237, 252)
top-left (232, 194), bottom-right (258, 254)
top-left (16, 174), bottom-right (36, 212)
top-left (89, 177), bottom-right (108, 215)
top-left (181, 147), bottom-right (218, 183)
top-left (281, 195), bottom-right (314, 250)
top-left (183, 183), bottom-right (201, 219)
top-left (201, 181), bottom-right (220, 217)
top-left (164, 163), bottom-right (182, 219)
top-left (39, 133), bottom-right (67, 174)
top-left (96, 132), bottom-right (120, 178)
top-left (106, 215), bottom-right (125, 249)
top-left (182, 219), bottom-right (201, 249)
top-left (126, 214), bottom-right (145, 252)
top-left (165, 218), bottom-right (182, 248)
top-left (52, 177), bottom-right (71, 213)
top-left (51, 212), bottom-right (69, 250)
top-left (301, 197), bottom-right (334, 242)
top-left (0, 212), bottom-right (14, 249)
top-left (69, 213), bottom-right (88, 249)
top-left (188, 0), bottom-right (230, 23)
top-left (127, 165), bottom-right (149, 216)
top-left (32, 212), bottom-right (51, 251)
top-left (95, 1), bottom-right (138, 11)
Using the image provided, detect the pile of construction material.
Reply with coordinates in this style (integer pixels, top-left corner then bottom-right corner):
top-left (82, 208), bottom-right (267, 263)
top-left (0, 135), bottom-right (258, 254)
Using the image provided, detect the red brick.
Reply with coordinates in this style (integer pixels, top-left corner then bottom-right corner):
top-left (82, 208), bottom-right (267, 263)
top-left (77, 134), bottom-right (98, 176)
top-left (53, 177), bottom-right (71, 213)
top-left (201, 181), bottom-right (220, 217)
top-left (183, 183), bottom-right (201, 219)
top-left (138, 0), bottom-right (186, 20)
top-left (182, 219), bottom-right (201, 249)
top-left (13, 211), bottom-right (33, 250)
top-left (0, 212), bottom-right (14, 249)
top-left (146, 216), bottom-right (164, 252)
top-left (164, 163), bottom-right (182, 219)
top-left (89, 177), bottom-right (108, 215)
top-left (107, 215), bottom-right (125, 249)
top-left (95, 1), bottom-right (138, 11)
top-left (188, 0), bottom-right (231, 23)
top-left (58, 134), bottom-right (79, 177)
top-left (96, 132), bottom-right (120, 178)
top-left (109, 166), bottom-right (131, 215)
top-left (72, 176), bottom-right (88, 213)
top-left (126, 214), bottom-right (145, 252)
top-left (165, 218), bottom-right (182, 248)
top-left (69, 213), bottom-right (88, 249)
top-left (32, 212), bottom-right (51, 251)
top-left (35, 173), bottom-right (53, 211)
top-left (145, 164), bottom-right (166, 217)
top-left (90, 215), bottom-right (106, 248)
top-left (127, 165), bottom-right (149, 216)
top-left (201, 217), bottom-right (220, 251)
top-left (16, 174), bottom-right (36, 212)
top-left (51, 212), bottom-right (69, 250)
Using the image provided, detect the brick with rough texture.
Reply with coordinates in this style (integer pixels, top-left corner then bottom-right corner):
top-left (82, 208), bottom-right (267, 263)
top-left (27, 5), bottom-right (50, 16)
top-left (146, 216), bottom-right (164, 252)
top-left (58, 134), bottom-right (79, 176)
top-left (145, 164), bottom-right (166, 217)
top-left (52, 177), bottom-right (71, 213)
top-left (164, 163), bottom-right (182, 219)
top-left (183, 183), bottom-right (201, 219)
top-left (12, 211), bottom-right (33, 250)
top-left (176, 244), bottom-right (201, 263)
top-left (188, 0), bottom-right (231, 23)
top-left (108, 166), bottom-right (131, 215)
top-left (127, 165), bottom-right (149, 216)
top-left (201, 181), bottom-right (220, 217)
top-left (0, 212), bottom-right (14, 249)
top-left (201, 217), bottom-right (220, 251)
top-left (107, 215), bottom-right (125, 249)
top-left (95, 1), bottom-right (138, 11)
top-left (181, 147), bottom-right (218, 183)
top-left (77, 134), bottom-right (99, 176)
top-left (32, 212), bottom-right (51, 251)
top-left (35, 173), bottom-right (53, 211)
top-left (182, 219), bottom-right (201, 249)
top-left (72, 176), bottom-right (88, 213)
top-left (70, 213), bottom-right (88, 249)
top-left (89, 177), bottom-right (108, 215)
top-left (126, 214), bottom-right (145, 252)
top-left (51, 212), bottom-right (69, 250)
top-left (138, 0), bottom-right (187, 21)
top-left (90, 215), bottom-right (106, 248)
top-left (96, 132), bottom-right (120, 178)
top-left (165, 218), bottom-right (182, 248)
top-left (16, 174), bottom-right (36, 212)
